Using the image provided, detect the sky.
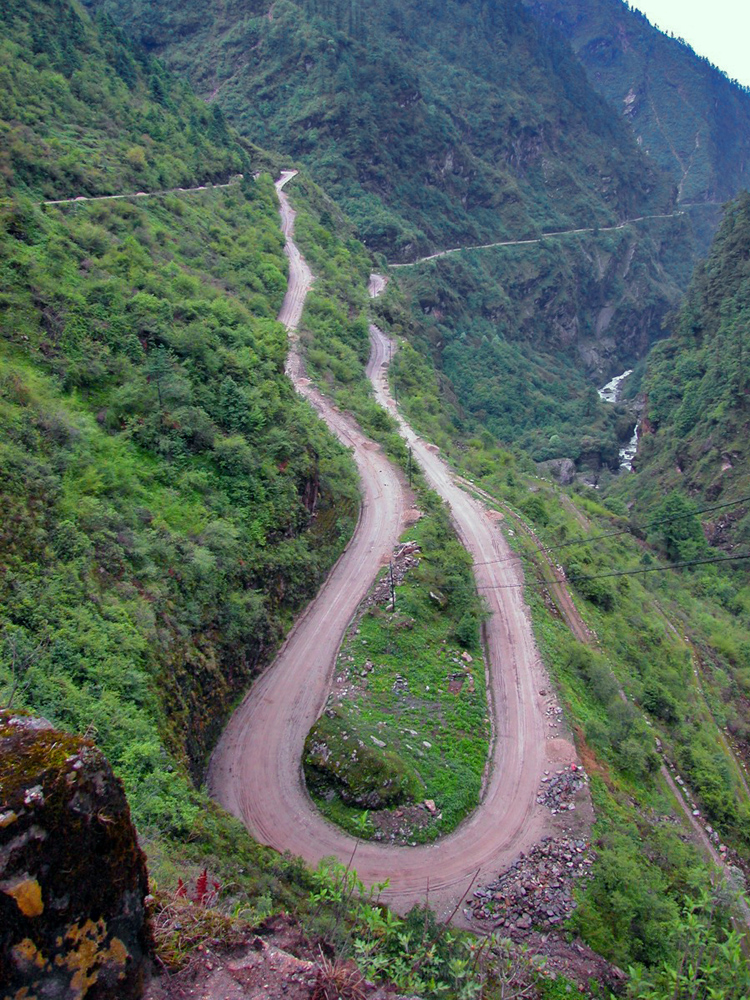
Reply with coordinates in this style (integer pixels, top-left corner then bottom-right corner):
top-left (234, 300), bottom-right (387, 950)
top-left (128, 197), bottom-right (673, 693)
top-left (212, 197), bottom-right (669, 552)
top-left (631, 1), bottom-right (750, 88)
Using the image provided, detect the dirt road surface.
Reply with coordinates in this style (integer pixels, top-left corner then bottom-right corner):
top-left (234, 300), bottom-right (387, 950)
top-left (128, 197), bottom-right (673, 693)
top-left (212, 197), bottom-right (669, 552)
top-left (208, 173), bottom-right (568, 920)
top-left (43, 175), bottom-right (243, 207)
top-left (367, 273), bottom-right (388, 298)
top-left (390, 212), bottom-right (683, 268)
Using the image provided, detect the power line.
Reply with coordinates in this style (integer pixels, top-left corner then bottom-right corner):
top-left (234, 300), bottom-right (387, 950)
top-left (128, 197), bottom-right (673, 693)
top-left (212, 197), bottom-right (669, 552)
top-left (476, 552), bottom-right (750, 591)
top-left (546, 494), bottom-right (750, 553)
top-left (569, 552), bottom-right (750, 582)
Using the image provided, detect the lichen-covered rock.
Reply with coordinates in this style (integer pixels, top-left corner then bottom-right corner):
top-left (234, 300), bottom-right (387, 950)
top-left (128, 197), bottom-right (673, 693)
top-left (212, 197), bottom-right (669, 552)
top-left (0, 710), bottom-right (151, 999)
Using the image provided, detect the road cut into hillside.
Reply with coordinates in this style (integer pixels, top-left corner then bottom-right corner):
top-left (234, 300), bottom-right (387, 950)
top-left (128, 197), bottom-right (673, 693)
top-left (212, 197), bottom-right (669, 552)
top-left (389, 211), bottom-right (684, 267)
top-left (208, 172), bottom-right (581, 920)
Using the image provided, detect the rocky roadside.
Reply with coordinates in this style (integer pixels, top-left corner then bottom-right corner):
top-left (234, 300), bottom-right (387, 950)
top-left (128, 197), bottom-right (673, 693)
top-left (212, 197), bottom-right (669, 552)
top-left (464, 826), bottom-right (628, 995)
top-left (537, 763), bottom-right (587, 814)
top-left (467, 835), bottom-right (594, 936)
top-left (145, 914), bottom-right (409, 1000)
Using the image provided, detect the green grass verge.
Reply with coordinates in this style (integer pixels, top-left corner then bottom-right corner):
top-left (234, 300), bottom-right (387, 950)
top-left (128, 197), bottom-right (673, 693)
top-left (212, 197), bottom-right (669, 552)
top-left (304, 497), bottom-right (490, 843)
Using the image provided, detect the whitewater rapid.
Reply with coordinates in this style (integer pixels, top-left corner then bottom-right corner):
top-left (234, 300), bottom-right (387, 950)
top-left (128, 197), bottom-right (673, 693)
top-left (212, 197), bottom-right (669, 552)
top-left (597, 369), bottom-right (638, 471)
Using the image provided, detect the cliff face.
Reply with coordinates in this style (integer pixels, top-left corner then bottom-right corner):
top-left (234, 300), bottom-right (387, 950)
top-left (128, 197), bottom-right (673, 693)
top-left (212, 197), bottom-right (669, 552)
top-left (0, 711), bottom-right (151, 999)
top-left (523, 0), bottom-right (750, 226)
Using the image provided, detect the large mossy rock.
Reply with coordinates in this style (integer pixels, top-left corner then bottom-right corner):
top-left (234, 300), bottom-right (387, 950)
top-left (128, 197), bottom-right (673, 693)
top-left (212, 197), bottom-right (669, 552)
top-left (0, 711), bottom-right (151, 999)
top-left (304, 711), bottom-right (423, 810)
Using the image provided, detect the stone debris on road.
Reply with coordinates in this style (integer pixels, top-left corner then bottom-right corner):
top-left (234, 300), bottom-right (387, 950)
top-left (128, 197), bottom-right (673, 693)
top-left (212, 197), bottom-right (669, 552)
top-left (537, 764), bottom-right (587, 813)
top-left (468, 836), bottom-right (595, 937)
top-left (542, 696), bottom-right (566, 740)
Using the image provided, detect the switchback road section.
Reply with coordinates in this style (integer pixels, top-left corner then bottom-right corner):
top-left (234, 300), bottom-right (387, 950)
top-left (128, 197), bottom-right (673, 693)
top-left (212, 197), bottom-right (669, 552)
top-left (208, 173), bottom-right (577, 920)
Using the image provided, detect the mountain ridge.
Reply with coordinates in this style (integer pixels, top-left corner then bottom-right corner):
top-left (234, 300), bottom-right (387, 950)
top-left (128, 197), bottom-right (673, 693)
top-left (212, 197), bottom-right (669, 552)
top-left (522, 0), bottom-right (750, 250)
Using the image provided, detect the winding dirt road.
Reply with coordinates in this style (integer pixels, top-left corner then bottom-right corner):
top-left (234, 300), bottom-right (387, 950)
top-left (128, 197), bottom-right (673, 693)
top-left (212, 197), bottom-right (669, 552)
top-left (42, 175), bottom-right (244, 207)
top-left (208, 173), bottom-right (571, 919)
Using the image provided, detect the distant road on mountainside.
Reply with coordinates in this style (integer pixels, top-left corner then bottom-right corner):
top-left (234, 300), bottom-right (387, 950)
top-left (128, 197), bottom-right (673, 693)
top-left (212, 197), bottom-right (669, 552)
top-left (390, 212), bottom-right (684, 267)
top-left (42, 175), bottom-right (244, 206)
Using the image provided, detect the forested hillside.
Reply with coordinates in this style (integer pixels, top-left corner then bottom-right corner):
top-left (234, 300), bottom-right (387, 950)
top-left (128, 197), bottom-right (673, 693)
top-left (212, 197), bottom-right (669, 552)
top-left (623, 192), bottom-right (750, 545)
top-left (82, 0), bottom-right (671, 256)
top-left (0, 0), bottom-right (359, 832)
top-left (523, 0), bottom-right (750, 249)
top-left (3, 0), bottom-right (750, 993)
top-left (84, 0), bottom-right (700, 469)
top-left (0, 0), bottom-right (244, 199)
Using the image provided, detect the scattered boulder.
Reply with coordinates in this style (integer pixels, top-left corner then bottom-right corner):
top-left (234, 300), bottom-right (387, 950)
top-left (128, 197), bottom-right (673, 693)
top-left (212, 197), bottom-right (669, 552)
top-left (537, 458), bottom-right (577, 485)
top-left (0, 710), bottom-right (151, 999)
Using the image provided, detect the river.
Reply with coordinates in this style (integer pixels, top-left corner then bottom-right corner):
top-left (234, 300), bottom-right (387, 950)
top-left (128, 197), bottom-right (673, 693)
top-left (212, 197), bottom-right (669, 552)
top-left (597, 369), bottom-right (638, 471)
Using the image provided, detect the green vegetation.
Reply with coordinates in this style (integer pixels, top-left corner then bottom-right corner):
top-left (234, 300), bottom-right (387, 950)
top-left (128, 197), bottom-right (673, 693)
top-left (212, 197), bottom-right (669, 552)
top-left (387, 236), bottom-right (678, 466)
top-left (525, 0), bottom-right (750, 240)
top-left (627, 891), bottom-right (750, 1000)
top-left (3, 0), bottom-right (750, 993)
top-left (284, 151), bottom-right (750, 966)
top-left (367, 285), bottom-right (750, 967)
top-left (85, 0), bottom-right (671, 252)
top-left (448, 459), bottom-right (750, 968)
top-left (0, 0), bottom-right (359, 849)
top-left (299, 859), bottom-right (582, 1000)
top-left (0, 0), bottom-right (245, 199)
top-left (413, 210), bottom-right (689, 455)
top-left (305, 710), bottom-right (425, 810)
top-left (625, 192), bottom-right (750, 546)
top-left (0, 182), bottom-right (360, 814)
top-left (305, 498), bottom-right (489, 842)
top-left (85, 0), bottom-right (700, 464)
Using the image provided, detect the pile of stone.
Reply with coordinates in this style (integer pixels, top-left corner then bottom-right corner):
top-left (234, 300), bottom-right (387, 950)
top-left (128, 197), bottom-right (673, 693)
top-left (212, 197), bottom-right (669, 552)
top-left (370, 543), bottom-right (421, 606)
top-left (468, 836), bottom-right (594, 937)
top-left (537, 764), bottom-right (587, 813)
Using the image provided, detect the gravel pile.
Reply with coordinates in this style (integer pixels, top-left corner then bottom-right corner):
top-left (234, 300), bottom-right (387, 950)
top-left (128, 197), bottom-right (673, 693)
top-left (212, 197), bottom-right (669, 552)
top-left (537, 764), bottom-right (587, 813)
top-left (468, 836), bottom-right (594, 937)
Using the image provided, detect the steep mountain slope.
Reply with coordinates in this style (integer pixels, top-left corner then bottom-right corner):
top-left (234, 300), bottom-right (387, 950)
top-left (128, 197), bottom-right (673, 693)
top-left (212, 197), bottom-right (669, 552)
top-left (3, 0), bottom-right (750, 988)
top-left (0, 0), bottom-right (244, 199)
top-left (83, 0), bottom-right (698, 469)
top-left (523, 0), bottom-right (750, 246)
top-left (0, 0), bottom-right (359, 830)
top-left (82, 0), bottom-right (672, 257)
top-left (626, 192), bottom-right (750, 545)
top-left (391, 208), bottom-right (686, 466)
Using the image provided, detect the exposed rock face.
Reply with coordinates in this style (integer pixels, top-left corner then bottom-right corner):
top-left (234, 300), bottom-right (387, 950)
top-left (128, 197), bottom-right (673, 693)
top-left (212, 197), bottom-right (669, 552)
top-left (537, 457), bottom-right (577, 485)
top-left (0, 711), bottom-right (151, 999)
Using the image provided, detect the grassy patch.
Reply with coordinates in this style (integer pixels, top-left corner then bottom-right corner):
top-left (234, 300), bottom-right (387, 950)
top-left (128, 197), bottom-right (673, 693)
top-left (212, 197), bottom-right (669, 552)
top-left (304, 499), bottom-right (490, 843)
